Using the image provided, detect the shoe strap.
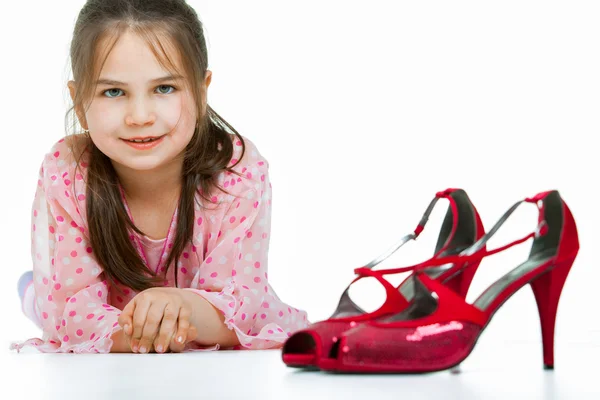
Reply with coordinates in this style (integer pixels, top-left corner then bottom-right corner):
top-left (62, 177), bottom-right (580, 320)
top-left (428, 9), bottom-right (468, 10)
top-left (338, 190), bottom-right (462, 316)
top-left (359, 188), bottom-right (458, 271)
top-left (355, 196), bottom-right (547, 278)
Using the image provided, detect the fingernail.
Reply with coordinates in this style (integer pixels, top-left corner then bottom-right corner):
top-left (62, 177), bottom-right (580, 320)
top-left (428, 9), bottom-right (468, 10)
top-left (140, 346), bottom-right (147, 354)
top-left (132, 345), bottom-right (138, 352)
top-left (177, 336), bottom-right (183, 343)
top-left (124, 324), bottom-right (130, 333)
top-left (156, 345), bottom-right (163, 353)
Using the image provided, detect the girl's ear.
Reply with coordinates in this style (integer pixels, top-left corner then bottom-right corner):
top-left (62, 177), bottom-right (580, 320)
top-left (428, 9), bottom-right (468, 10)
top-left (204, 70), bottom-right (212, 88)
top-left (200, 70), bottom-right (212, 118)
top-left (68, 80), bottom-right (89, 130)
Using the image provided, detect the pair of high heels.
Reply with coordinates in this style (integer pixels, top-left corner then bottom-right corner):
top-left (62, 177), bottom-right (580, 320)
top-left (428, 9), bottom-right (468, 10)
top-left (281, 188), bottom-right (579, 373)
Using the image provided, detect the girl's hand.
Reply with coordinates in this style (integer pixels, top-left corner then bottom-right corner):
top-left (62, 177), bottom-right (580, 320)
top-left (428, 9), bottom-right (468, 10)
top-left (118, 287), bottom-right (199, 353)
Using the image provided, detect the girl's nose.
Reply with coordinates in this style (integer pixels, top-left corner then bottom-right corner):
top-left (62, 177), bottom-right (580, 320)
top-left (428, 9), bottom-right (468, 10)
top-left (125, 99), bottom-right (157, 127)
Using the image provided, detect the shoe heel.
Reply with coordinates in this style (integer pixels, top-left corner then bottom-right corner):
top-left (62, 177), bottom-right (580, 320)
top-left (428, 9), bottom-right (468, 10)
top-left (529, 257), bottom-right (575, 370)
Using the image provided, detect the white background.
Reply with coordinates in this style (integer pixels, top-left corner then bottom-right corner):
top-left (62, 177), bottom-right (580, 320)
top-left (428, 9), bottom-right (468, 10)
top-left (1, 1), bottom-right (598, 398)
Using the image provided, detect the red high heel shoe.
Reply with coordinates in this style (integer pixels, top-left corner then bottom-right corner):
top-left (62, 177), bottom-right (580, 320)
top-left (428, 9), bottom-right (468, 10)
top-left (282, 188), bottom-right (486, 369)
top-left (321, 190), bottom-right (579, 373)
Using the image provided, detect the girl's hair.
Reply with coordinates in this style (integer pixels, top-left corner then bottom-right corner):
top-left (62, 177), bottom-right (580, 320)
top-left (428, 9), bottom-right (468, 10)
top-left (65, 0), bottom-right (246, 293)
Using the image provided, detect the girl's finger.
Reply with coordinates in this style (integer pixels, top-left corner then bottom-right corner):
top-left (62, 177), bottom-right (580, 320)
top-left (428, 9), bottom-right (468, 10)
top-left (153, 304), bottom-right (179, 353)
top-left (138, 302), bottom-right (166, 354)
top-left (169, 307), bottom-right (192, 353)
top-left (175, 306), bottom-right (192, 345)
top-left (118, 299), bottom-right (136, 335)
top-left (168, 325), bottom-right (198, 353)
top-left (130, 298), bottom-right (152, 352)
top-left (169, 335), bottom-right (185, 353)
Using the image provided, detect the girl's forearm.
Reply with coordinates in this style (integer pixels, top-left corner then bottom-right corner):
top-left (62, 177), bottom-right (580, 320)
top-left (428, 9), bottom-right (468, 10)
top-left (108, 291), bottom-right (241, 352)
top-left (185, 290), bottom-right (241, 348)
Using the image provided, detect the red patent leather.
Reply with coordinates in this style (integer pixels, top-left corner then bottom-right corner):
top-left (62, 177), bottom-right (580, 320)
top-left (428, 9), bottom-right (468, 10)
top-left (321, 190), bottom-right (578, 373)
top-left (282, 188), bottom-right (486, 368)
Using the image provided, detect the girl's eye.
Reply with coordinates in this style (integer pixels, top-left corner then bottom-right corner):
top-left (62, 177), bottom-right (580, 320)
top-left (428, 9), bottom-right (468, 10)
top-left (104, 88), bottom-right (123, 98)
top-left (156, 85), bottom-right (175, 95)
top-left (102, 85), bottom-right (176, 98)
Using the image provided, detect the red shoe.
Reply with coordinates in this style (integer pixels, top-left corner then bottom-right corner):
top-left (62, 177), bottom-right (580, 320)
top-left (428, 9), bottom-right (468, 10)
top-left (282, 188), bottom-right (486, 369)
top-left (322, 190), bottom-right (579, 373)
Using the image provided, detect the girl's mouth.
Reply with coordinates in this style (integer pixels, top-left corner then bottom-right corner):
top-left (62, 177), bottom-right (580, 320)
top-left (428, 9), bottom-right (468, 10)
top-left (121, 135), bottom-right (166, 150)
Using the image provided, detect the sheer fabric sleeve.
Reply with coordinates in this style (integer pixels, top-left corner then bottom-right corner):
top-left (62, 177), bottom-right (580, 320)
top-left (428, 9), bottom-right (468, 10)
top-left (12, 145), bottom-right (122, 353)
top-left (185, 139), bottom-right (309, 350)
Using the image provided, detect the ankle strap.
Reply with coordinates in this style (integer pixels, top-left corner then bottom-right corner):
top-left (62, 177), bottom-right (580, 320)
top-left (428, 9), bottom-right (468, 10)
top-left (359, 189), bottom-right (460, 271)
top-left (414, 189), bottom-right (458, 236)
top-left (355, 196), bottom-right (548, 278)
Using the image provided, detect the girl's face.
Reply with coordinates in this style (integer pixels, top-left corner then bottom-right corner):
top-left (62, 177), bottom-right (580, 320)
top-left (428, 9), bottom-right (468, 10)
top-left (69, 30), bottom-right (211, 172)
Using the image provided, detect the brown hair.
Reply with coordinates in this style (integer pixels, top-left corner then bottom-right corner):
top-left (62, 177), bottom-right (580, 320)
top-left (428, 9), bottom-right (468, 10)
top-left (65, 0), bottom-right (246, 292)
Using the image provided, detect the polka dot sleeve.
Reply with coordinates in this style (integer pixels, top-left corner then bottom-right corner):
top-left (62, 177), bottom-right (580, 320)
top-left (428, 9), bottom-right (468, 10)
top-left (184, 142), bottom-right (309, 350)
top-left (12, 150), bottom-right (122, 353)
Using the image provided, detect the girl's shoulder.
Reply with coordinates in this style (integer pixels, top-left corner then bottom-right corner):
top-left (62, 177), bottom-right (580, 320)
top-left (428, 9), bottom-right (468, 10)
top-left (38, 134), bottom-right (93, 225)
top-left (41, 134), bottom-right (90, 179)
top-left (217, 134), bottom-right (269, 198)
top-left (224, 132), bottom-right (270, 181)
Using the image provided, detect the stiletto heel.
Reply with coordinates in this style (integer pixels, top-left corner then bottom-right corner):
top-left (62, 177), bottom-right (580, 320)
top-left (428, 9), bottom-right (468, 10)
top-left (282, 188), bottom-right (486, 369)
top-left (323, 190), bottom-right (579, 373)
top-left (530, 257), bottom-right (575, 370)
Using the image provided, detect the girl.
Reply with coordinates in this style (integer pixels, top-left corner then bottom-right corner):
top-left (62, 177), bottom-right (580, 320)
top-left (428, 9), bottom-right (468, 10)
top-left (12, 0), bottom-right (309, 354)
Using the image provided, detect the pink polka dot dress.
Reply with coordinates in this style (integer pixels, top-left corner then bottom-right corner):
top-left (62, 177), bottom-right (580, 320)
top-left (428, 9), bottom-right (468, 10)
top-left (11, 133), bottom-right (309, 353)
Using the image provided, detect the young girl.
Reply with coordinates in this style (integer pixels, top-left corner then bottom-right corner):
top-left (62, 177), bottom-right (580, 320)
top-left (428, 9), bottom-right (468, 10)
top-left (12, 0), bottom-right (309, 354)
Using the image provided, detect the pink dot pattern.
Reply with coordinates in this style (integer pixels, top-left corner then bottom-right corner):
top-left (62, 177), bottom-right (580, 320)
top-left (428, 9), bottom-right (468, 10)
top-left (12, 133), bottom-right (309, 353)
